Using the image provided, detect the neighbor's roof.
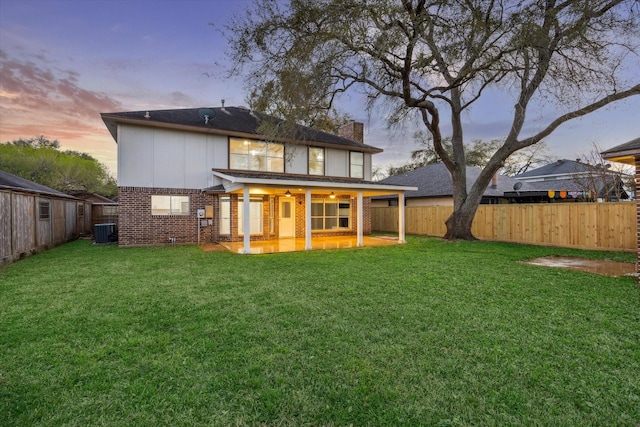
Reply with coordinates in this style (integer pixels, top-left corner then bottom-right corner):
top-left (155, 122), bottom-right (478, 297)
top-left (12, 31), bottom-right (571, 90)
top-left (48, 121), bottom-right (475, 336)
top-left (101, 106), bottom-right (382, 153)
top-left (601, 137), bottom-right (640, 165)
top-left (514, 159), bottom-right (597, 179)
top-left (68, 191), bottom-right (115, 203)
top-left (377, 163), bottom-right (529, 198)
top-left (520, 177), bottom-right (615, 193)
top-left (503, 175), bottom-right (628, 200)
top-left (0, 169), bottom-right (76, 199)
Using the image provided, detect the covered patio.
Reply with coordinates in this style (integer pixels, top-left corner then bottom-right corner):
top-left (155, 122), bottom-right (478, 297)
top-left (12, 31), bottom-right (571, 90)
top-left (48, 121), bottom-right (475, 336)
top-left (208, 170), bottom-right (417, 254)
top-left (208, 235), bottom-right (402, 254)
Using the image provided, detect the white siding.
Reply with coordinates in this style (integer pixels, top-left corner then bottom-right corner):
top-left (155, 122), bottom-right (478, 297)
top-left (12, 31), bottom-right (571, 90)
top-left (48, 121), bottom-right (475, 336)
top-left (118, 126), bottom-right (154, 187)
top-left (185, 135), bottom-right (207, 187)
top-left (372, 197), bottom-right (454, 207)
top-left (286, 145), bottom-right (307, 174)
top-left (371, 199), bottom-right (390, 208)
top-left (208, 135), bottom-right (228, 170)
top-left (364, 153), bottom-right (372, 181)
top-left (117, 123), bottom-right (375, 188)
top-left (408, 197), bottom-right (453, 206)
top-left (153, 130), bottom-right (185, 188)
top-left (326, 148), bottom-right (348, 177)
top-left (118, 125), bottom-right (228, 189)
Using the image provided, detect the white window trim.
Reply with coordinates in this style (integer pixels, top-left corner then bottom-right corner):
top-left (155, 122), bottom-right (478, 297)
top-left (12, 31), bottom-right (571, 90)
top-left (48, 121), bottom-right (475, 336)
top-left (229, 137), bottom-right (284, 173)
top-left (308, 146), bottom-right (325, 176)
top-left (350, 151), bottom-right (364, 179)
top-left (311, 198), bottom-right (351, 231)
top-left (151, 195), bottom-right (190, 215)
top-left (238, 196), bottom-right (264, 236)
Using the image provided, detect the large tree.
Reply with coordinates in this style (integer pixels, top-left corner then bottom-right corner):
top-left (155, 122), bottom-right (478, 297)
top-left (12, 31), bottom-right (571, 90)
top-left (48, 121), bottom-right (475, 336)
top-left (0, 136), bottom-right (117, 198)
top-left (386, 135), bottom-right (553, 177)
top-left (227, 0), bottom-right (639, 239)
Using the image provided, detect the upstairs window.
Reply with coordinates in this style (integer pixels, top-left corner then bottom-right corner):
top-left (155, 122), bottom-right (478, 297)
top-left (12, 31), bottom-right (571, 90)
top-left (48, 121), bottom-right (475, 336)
top-left (230, 138), bottom-right (284, 173)
top-left (309, 147), bottom-right (324, 175)
top-left (151, 195), bottom-right (189, 215)
top-left (350, 151), bottom-right (364, 179)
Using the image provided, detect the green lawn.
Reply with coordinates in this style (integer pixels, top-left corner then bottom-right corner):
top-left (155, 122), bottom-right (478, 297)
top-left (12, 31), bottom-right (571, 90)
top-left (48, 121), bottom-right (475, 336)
top-left (1, 237), bottom-right (638, 426)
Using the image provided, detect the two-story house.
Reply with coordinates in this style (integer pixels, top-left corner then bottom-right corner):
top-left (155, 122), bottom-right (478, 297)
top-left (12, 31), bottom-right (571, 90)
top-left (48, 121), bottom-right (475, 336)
top-left (101, 106), bottom-right (414, 253)
top-left (510, 159), bottom-right (630, 202)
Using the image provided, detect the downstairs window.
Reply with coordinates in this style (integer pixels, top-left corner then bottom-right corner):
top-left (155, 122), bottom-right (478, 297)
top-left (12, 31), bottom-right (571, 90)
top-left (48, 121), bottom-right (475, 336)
top-left (151, 195), bottom-right (190, 215)
top-left (311, 199), bottom-right (350, 231)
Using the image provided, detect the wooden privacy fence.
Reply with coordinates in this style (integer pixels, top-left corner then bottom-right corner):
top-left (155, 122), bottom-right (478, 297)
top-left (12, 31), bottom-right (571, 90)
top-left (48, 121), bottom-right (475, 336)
top-left (91, 204), bottom-right (118, 228)
top-left (372, 202), bottom-right (636, 252)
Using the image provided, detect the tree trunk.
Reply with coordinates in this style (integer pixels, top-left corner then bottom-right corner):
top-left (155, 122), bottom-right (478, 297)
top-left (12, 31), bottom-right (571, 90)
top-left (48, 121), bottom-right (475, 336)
top-left (444, 202), bottom-right (478, 240)
top-left (442, 89), bottom-right (480, 241)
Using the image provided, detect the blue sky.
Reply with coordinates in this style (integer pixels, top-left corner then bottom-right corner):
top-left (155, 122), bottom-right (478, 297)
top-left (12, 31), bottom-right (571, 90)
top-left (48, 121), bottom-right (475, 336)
top-left (1, 0), bottom-right (638, 176)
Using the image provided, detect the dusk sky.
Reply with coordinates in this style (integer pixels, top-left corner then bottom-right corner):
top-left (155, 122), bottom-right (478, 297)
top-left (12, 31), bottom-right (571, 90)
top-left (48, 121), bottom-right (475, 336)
top-left (1, 0), bottom-right (638, 177)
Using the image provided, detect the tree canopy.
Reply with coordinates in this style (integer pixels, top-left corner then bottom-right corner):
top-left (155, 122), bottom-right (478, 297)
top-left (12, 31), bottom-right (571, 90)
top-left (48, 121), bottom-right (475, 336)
top-left (386, 135), bottom-right (553, 177)
top-left (0, 136), bottom-right (117, 198)
top-left (226, 0), bottom-right (640, 239)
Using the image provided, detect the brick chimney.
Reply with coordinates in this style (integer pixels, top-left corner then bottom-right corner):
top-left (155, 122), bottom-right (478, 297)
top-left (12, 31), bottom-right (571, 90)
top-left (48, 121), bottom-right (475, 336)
top-left (491, 173), bottom-right (498, 188)
top-left (338, 121), bottom-right (364, 144)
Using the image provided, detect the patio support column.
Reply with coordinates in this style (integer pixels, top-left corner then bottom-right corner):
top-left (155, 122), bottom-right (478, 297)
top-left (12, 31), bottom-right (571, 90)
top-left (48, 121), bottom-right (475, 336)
top-left (305, 189), bottom-right (312, 250)
top-left (357, 191), bottom-right (363, 247)
top-left (399, 192), bottom-right (406, 243)
top-left (243, 186), bottom-right (251, 254)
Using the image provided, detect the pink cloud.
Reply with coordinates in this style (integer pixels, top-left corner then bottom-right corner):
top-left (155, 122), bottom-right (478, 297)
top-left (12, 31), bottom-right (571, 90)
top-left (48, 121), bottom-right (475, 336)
top-left (0, 50), bottom-right (122, 174)
top-left (0, 49), bottom-right (121, 120)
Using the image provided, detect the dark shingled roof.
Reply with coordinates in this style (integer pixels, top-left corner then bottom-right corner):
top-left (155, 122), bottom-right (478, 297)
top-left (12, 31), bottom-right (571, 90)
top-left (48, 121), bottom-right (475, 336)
top-left (378, 163), bottom-right (530, 198)
top-left (514, 159), bottom-right (599, 178)
top-left (101, 106), bottom-right (382, 153)
top-left (0, 169), bottom-right (76, 199)
top-left (519, 176), bottom-right (628, 198)
top-left (601, 137), bottom-right (640, 156)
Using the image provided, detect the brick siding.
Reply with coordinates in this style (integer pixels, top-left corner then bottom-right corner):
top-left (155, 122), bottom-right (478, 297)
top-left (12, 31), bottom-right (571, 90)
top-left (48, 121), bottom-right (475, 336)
top-left (295, 194), bottom-right (371, 238)
top-left (119, 187), bottom-right (372, 246)
top-left (338, 121), bottom-right (364, 144)
top-left (118, 187), bottom-right (217, 246)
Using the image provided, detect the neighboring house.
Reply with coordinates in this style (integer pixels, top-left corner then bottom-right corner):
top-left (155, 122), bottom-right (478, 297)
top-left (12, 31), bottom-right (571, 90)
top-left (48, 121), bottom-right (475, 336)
top-left (372, 163), bottom-right (525, 206)
top-left (373, 159), bottom-right (629, 206)
top-left (0, 169), bottom-right (91, 265)
top-left (101, 106), bottom-right (415, 252)
top-left (511, 159), bottom-right (630, 202)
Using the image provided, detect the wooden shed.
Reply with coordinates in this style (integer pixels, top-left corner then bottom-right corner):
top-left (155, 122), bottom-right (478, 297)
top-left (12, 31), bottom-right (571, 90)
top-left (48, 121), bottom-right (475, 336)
top-left (0, 169), bottom-right (92, 265)
top-left (69, 191), bottom-right (118, 229)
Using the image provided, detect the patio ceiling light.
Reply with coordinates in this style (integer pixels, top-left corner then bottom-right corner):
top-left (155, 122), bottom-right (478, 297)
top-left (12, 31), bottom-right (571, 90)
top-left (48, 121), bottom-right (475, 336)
top-left (285, 190), bottom-right (292, 197)
top-left (329, 192), bottom-right (336, 199)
